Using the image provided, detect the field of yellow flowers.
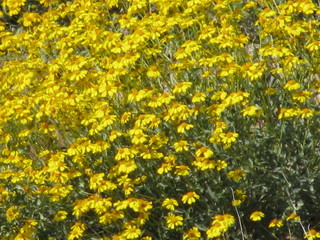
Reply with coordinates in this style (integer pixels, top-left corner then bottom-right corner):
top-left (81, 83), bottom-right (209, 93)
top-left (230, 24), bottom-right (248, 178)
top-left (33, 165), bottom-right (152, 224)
top-left (1, 0), bottom-right (320, 239)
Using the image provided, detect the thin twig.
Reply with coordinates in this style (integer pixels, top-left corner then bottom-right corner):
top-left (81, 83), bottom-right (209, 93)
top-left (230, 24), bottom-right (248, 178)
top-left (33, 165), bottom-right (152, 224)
top-left (230, 187), bottom-right (245, 240)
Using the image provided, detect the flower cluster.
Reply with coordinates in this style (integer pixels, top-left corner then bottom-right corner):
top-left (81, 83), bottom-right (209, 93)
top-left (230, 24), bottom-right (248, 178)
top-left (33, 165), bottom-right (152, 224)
top-left (0, 0), bottom-right (320, 239)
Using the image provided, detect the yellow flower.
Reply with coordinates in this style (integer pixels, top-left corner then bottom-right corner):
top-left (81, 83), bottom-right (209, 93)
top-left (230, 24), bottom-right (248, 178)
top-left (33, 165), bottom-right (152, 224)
top-left (131, 132), bottom-right (148, 145)
top-left (157, 163), bottom-right (173, 175)
top-left (167, 103), bottom-right (187, 117)
top-left (227, 169), bottom-right (246, 181)
top-left (68, 222), bottom-right (86, 240)
top-left (99, 210), bottom-right (124, 225)
top-left (109, 130), bottom-right (123, 142)
top-left (129, 199), bottom-right (152, 212)
top-left (25, 218), bottom-right (38, 226)
top-left (159, 92), bottom-right (175, 105)
top-left (147, 65), bottom-right (161, 78)
top-left (306, 41), bottom-right (320, 52)
top-left (278, 108), bottom-right (299, 119)
top-left (283, 80), bottom-right (300, 91)
top-left (162, 198), bottom-right (179, 211)
top-left (73, 199), bottom-right (90, 217)
top-left (299, 108), bottom-right (314, 118)
top-left (231, 199), bottom-right (242, 207)
top-left (123, 225), bottom-right (142, 239)
top-left (166, 213), bottom-right (183, 229)
top-left (0, 186), bottom-right (9, 202)
top-left (235, 189), bottom-right (247, 200)
top-left (191, 92), bottom-right (206, 103)
top-left (117, 160), bottom-right (137, 175)
top-left (243, 1), bottom-right (256, 9)
top-left (195, 146), bottom-right (214, 158)
top-left (206, 222), bottom-right (224, 238)
top-left (219, 132), bottom-right (239, 144)
top-left (305, 229), bottom-right (320, 240)
top-left (265, 88), bottom-right (278, 95)
top-left (213, 214), bottom-right (235, 228)
top-left (241, 61), bottom-right (266, 81)
top-left (177, 122), bottom-right (194, 133)
top-left (174, 165), bottom-right (190, 176)
top-left (172, 82), bottom-right (192, 94)
top-left (211, 91), bottom-right (228, 101)
top-left (207, 214), bottom-right (235, 238)
top-left (174, 48), bottom-right (188, 59)
top-left (192, 157), bottom-right (215, 171)
top-left (121, 112), bottom-right (132, 124)
top-left (19, 12), bottom-right (41, 27)
top-left (269, 219), bottom-right (283, 228)
top-left (89, 173), bottom-right (105, 190)
top-left (148, 96), bottom-right (163, 108)
top-left (54, 210), bottom-right (68, 222)
top-left (3, 0), bottom-right (27, 16)
top-left (219, 63), bottom-right (240, 77)
top-left (115, 147), bottom-right (136, 161)
top-left (101, 114), bottom-right (117, 127)
top-left (6, 206), bottom-right (20, 222)
top-left (183, 226), bottom-right (201, 240)
top-left (214, 160), bottom-right (228, 170)
top-left (286, 213), bottom-right (300, 221)
top-left (174, 41), bottom-right (200, 59)
top-left (128, 89), bottom-right (150, 102)
top-left (182, 191), bottom-right (200, 204)
top-left (174, 140), bottom-right (189, 152)
top-left (292, 91), bottom-right (312, 103)
top-left (250, 211), bottom-right (264, 221)
top-left (242, 106), bottom-right (263, 117)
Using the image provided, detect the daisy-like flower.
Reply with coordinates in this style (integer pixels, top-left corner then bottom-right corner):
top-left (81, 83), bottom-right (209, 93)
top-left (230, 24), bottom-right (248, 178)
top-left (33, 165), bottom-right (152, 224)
top-left (174, 140), bottom-right (189, 152)
top-left (231, 199), bottom-right (242, 207)
top-left (214, 160), bottom-right (228, 171)
top-left (206, 214), bottom-right (235, 238)
top-left (123, 225), bottom-right (142, 239)
top-left (177, 122), bottom-right (194, 133)
top-left (278, 108), bottom-right (299, 119)
top-left (286, 213), bottom-right (300, 221)
top-left (162, 198), bottom-right (179, 211)
top-left (265, 87), bottom-right (278, 95)
top-left (195, 146), bottom-right (214, 158)
top-left (292, 91), bottom-right (312, 103)
top-left (269, 219), bottom-right (283, 228)
top-left (109, 130), bottom-right (122, 142)
top-left (219, 132), bottom-right (239, 144)
top-left (250, 211), bottom-right (265, 221)
top-left (174, 165), bottom-right (190, 176)
top-left (54, 210), bottom-right (68, 222)
top-left (242, 106), bottom-right (263, 117)
top-left (299, 108), bottom-right (314, 118)
top-left (147, 65), bottom-right (161, 78)
top-left (6, 206), bottom-right (20, 222)
top-left (120, 112), bottom-right (132, 124)
top-left (283, 80), bottom-right (300, 91)
top-left (191, 92), bottom-right (206, 103)
top-left (166, 213), bottom-right (183, 229)
top-left (305, 229), bottom-right (320, 240)
top-left (19, 12), bottom-right (41, 27)
top-left (227, 169), bottom-right (246, 181)
top-left (148, 96), bottom-right (162, 108)
top-left (183, 226), bottom-right (201, 240)
top-left (68, 222), bottom-right (86, 240)
top-left (182, 191), bottom-right (200, 204)
top-left (157, 162), bottom-right (174, 175)
top-left (172, 82), bottom-right (192, 94)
